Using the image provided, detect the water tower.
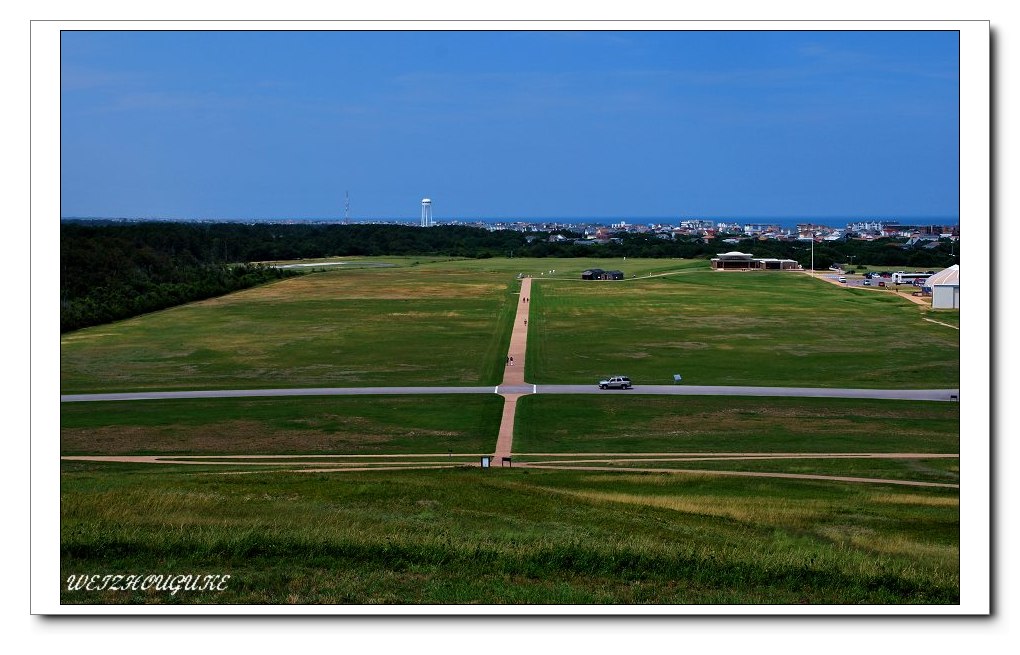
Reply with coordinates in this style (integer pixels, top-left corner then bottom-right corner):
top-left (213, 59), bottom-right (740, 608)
top-left (421, 198), bottom-right (433, 227)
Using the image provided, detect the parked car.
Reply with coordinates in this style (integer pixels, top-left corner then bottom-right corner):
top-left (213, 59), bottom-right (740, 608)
top-left (863, 279), bottom-right (871, 286)
top-left (599, 376), bottom-right (632, 390)
top-left (838, 276), bottom-right (847, 283)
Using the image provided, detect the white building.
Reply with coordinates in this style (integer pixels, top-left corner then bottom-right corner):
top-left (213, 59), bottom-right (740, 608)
top-left (925, 265), bottom-right (960, 309)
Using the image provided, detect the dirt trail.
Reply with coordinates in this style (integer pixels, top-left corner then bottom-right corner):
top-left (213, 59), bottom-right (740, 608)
top-left (62, 451), bottom-right (960, 488)
top-left (501, 277), bottom-right (531, 387)
top-left (491, 277), bottom-right (533, 463)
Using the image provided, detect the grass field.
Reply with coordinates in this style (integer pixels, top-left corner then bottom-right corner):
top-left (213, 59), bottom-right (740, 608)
top-left (60, 463), bottom-right (958, 605)
top-left (521, 457), bottom-right (959, 485)
top-left (61, 258), bottom-right (957, 392)
top-left (61, 265), bottom-right (519, 393)
top-left (527, 268), bottom-right (959, 387)
top-left (513, 395), bottom-right (960, 454)
top-left (61, 395), bottom-right (504, 455)
top-left (58, 256), bottom-right (962, 606)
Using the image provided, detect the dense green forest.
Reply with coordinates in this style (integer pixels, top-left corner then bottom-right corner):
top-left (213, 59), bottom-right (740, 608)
top-left (61, 223), bottom-right (300, 332)
top-left (60, 220), bottom-right (958, 332)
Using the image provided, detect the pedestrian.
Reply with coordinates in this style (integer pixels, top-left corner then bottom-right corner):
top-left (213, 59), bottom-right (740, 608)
top-left (506, 356), bottom-right (509, 366)
top-left (510, 356), bottom-right (514, 366)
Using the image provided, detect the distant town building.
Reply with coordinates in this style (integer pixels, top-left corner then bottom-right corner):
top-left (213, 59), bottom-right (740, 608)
top-left (904, 234), bottom-right (940, 248)
top-left (679, 219), bottom-right (715, 230)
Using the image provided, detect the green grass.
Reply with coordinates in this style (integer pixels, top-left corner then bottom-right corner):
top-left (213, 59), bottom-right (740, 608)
top-left (61, 266), bottom-right (518, 393)
top-left (60, 463), bottom-right (959, 605)
top-left (921, 309), bottom-right (961, 327)
top-left (61, 395), bottom-right (504, 455)
top-left (61, 258), bottom-right (957, 392)
top-left (513, 395), bottom-right (960, 455)
top-left (57, 256), bottom-right (962, 605)
top-left (527, 269), bottom-right (959, 387)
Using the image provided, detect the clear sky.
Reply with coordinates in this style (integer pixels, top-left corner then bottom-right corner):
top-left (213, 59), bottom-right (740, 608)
top-left (60, 29), bottom-right (960, 221)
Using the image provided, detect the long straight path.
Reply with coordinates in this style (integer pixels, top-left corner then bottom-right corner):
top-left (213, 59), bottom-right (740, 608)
top-left (501, 277), bottom-right (531, 386)
top-left (492, 277), bottom-right (533, 462)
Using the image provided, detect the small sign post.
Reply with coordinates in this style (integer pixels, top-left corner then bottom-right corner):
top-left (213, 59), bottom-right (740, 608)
top-left (481, 456), bottom-right (490, 468)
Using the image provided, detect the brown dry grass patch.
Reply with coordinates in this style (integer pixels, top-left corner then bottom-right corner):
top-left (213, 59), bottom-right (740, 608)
top-left (870, 493), bottom-right (959, 507)
top-left (546, 487), bottom-right (828, 527)
top-left (815, 524), bottom-right (958, 559)
top-left (197, 271), bottom-right (506, 305)
top-left (60, 419), bottom-right (459, 455)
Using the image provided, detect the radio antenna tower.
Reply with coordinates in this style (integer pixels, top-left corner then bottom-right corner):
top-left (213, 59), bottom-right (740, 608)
top-left (344, 191), bottom-right (350, 224)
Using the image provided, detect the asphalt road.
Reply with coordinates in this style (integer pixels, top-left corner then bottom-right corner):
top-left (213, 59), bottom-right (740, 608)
top-left (61, 384), bottom-right (960, 403)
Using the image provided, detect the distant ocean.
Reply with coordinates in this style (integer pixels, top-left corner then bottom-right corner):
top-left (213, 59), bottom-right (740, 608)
top-left (65, 216), bottom-right (961, 230)
top-left (457, 216), bottom-right (961, 230)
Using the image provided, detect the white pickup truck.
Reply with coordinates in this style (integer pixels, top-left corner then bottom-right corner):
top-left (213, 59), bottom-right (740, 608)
top-left (599, 376), bottom-right (632, 390)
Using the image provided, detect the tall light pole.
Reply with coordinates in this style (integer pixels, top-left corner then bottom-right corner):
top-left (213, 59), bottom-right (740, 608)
top-left (811, 230), bottom-right (815, 273)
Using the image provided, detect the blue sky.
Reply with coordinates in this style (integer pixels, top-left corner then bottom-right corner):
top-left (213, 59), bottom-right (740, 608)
top-left (60, 30), bottom-right (960, 221)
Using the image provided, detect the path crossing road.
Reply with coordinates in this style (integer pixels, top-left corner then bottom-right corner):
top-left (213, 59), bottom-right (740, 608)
top-left (59, 272), bottom-right (960, 483)
top-left (492, 277), bottom-right (533, 462)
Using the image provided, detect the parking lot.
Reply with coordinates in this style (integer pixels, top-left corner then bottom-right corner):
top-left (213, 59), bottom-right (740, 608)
top-left (817, 272), bottom-right (932, 305)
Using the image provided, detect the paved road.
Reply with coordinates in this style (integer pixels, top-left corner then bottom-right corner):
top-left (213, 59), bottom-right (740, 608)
top-left (61, 384), bottom-right (960, 403)
top-left (532, 385), bottom-right (959, 401)
top-left (60, 386), bottom-right (495, 402)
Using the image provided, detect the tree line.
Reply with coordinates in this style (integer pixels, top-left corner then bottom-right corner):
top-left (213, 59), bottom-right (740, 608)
top-left (61, 220), bottom-right (959, 332)
top-left (61, 222), bottom-right (299, 332)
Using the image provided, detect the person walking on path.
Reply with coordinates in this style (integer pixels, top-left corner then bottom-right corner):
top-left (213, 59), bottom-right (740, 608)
top-left (494, 275), bottom-right (531, 464)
